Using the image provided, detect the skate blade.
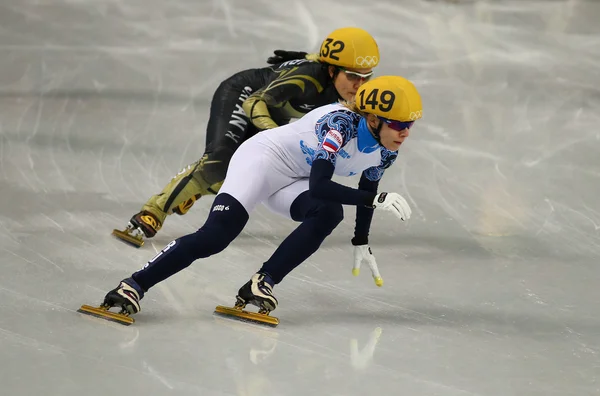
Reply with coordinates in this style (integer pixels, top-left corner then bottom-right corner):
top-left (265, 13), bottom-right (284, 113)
top-left (77, 304), bottom-right (134, 326)
top-left (112, 229), bottom-right (144, 248)
top-left (214, 305), bottom-right (279, 327)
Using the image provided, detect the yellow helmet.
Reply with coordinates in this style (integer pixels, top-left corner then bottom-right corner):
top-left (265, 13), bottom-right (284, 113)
top-left (318, 27), bottom-right (379, 69)
top-left (355, 76), bottom-right (423, 122)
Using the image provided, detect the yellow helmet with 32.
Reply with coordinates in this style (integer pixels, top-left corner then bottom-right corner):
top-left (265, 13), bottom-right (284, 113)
top-left (318, 27), bottom-right (380, 69)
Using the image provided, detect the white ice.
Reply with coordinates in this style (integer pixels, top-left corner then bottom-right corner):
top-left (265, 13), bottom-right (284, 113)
top-left (1, 0), bottom-right (600, 395)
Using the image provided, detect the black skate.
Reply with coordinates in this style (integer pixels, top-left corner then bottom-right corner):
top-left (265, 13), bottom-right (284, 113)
top-left (214, 273), bottom-right (280, 327)
top-left (112, 211), bottom-right (162, 248)
top-left (78, 278), bottom-right (145, 326)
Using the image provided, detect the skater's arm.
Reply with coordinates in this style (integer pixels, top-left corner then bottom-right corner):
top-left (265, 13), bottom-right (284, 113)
top-left (242, 93), bottom-right (279, 131)
top-left (243, 64), bottom-right (325, 131)
top-left (267, 50), bottom-right (320, 65)
top-left (363, 149), bottom-right (398, 182)
top-left (308, 108), bottom-right (376, 205)
top-left (309, 159), bottom-right (376, 206)
top-left (351, 151), bottom-right (398, 244)
top-left (308, 107), bottom-right (398, 206)
top-left (351, 173), bottom-right (379, 245)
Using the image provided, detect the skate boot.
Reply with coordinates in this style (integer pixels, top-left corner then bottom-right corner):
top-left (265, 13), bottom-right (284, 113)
top-left (112, 211), bottom-right (162, 248)
top-left (214, 273), bottom-right (280, 327)
top-left (237, 273), bottom-right (278, 312)
top-left (78, 278), bottom-right (145, 325)
top-left (103, 278), bottom-right (145, 314)
top-left (172, 194), bottom-right (201, 215)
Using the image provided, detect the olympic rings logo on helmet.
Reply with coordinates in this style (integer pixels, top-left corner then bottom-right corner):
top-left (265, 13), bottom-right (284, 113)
top-left (355, 56), bottom-right (378, 68)
top-left (409, 110), bottom-right (423, 121)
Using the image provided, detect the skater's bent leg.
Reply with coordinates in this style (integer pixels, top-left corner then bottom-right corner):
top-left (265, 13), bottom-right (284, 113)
top-left (190, 145), bottom-right (235, 195)
top-left (141, 158), bottom-right (205, 221)
top-left (143, 146), bottom-right (234, 218)
top-left (259, 191), bottom-right (343, 283)
top-left (199, 81), bottom-right (258, 193)
top-left (137, 83), bottom-right (256, 229)
top-left (132, 193), bottom-right (248, 291)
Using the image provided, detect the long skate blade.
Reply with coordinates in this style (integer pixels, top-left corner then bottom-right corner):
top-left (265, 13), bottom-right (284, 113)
top-left (112, 229), bottom-right (144, 248)
top-left (78, 304), bottom-right (134, 326)
top-left (214, 305), bottom-right (279, 327)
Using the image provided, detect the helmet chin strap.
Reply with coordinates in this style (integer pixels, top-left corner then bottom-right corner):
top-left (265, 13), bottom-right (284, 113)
top-left (327, 64), bottom-right (343, 100)
top-left (367, 118), bottom-right (384, 145)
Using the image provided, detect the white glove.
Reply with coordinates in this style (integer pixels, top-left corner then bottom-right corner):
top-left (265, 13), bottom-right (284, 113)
top-left (353, 245), bottom-right (383, 287)
top-left (372, 192), bottom-right (411, 221)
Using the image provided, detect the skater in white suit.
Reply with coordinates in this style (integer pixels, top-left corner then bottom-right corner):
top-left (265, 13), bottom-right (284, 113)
top-left (100, 75), bottom-right (423, 318)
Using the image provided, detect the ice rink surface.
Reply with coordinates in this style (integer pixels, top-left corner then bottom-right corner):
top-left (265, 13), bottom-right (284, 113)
top-left (1, 0), bottom-right (600, 394)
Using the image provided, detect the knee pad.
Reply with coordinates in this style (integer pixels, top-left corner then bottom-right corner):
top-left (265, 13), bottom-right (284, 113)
top-left (193, 146), bottom-right (235, 194)
top-left (190, 193), bottom-right (248, 256)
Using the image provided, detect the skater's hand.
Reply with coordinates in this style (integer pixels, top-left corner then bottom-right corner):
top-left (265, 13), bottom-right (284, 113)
top-left (267, 50), bottom-right (308, 64)
top-left (372, 192), bottom-right (411, 221)
top-left (353, 245), bottom-right (383, 287)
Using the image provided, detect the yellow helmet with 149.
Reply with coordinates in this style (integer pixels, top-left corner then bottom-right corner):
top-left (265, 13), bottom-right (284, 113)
top-left (355, 76), bottom-right (422, 122)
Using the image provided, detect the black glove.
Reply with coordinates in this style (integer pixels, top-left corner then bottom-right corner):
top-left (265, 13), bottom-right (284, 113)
top-left (267, 50), bottom-right (309, 65)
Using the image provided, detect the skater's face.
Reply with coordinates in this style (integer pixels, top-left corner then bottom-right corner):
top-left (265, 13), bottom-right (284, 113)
top-left (330, 66), bottom-right (373, 101)
top-left (367, 114), bottom-right (413, 151)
